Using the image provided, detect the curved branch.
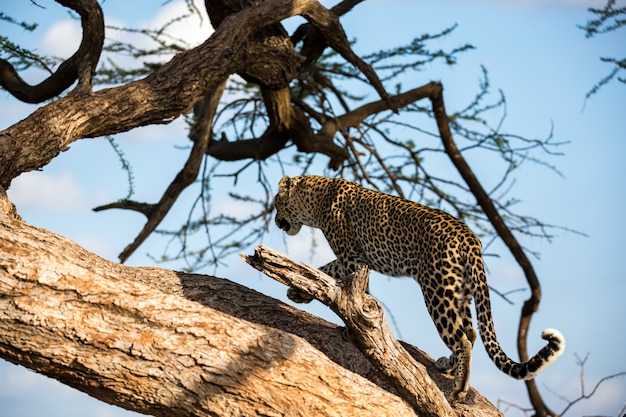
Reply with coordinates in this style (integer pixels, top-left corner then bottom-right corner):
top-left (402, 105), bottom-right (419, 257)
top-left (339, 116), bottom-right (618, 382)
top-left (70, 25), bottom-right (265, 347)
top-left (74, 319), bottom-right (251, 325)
top-left (291, 0), bottom-right (366, 68)
top-left (0, 0), bottom-right (104, 103)
top-left (317, 82), bottom-right (441, 139)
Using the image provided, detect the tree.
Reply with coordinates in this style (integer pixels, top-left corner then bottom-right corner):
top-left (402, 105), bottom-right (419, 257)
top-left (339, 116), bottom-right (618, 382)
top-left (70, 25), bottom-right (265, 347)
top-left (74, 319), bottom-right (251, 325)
top-left (0, 0), bottom-right (576, 416)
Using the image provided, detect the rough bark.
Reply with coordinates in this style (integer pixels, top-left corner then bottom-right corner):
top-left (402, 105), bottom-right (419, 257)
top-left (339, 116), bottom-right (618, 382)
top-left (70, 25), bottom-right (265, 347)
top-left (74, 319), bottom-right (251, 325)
top-left (0, 192), bottom-right (504, 416)
top-left (0, 200), bottom-right (413, 416)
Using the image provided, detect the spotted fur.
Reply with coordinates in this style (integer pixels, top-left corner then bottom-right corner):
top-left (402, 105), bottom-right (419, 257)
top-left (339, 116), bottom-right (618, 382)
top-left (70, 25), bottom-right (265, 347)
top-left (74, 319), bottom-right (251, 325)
top-left (274, 175), bottom-right (565, 402)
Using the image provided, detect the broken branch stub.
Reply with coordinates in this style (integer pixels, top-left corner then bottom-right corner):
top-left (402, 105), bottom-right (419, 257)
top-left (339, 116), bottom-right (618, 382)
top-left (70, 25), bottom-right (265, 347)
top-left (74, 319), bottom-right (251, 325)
top-left (242, 245), bottom-right (454, 417)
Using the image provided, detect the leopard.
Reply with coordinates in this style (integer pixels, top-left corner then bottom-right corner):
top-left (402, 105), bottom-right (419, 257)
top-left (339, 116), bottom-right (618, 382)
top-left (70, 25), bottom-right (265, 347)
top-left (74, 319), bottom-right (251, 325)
top-left (274, 175), bottom-right (565, 403)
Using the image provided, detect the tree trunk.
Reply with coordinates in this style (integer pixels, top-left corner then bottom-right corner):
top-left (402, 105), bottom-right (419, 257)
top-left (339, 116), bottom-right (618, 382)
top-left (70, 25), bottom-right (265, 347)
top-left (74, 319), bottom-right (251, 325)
top-left (0, 198), bottom-right (413, 416)
top-left (0, 192), bottom-right (502, 416)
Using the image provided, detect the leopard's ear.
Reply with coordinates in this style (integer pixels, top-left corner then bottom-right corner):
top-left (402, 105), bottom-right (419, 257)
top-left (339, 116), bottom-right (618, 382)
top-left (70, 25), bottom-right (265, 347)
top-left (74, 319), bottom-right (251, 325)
top-left (278, 175), bottom-right (294, 199)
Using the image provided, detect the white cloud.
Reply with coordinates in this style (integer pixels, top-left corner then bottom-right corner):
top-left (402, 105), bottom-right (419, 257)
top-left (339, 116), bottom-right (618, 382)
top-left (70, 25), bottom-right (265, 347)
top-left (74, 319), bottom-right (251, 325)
top-left (8, 171), bottom-right (89, 214)
top-left (144, 0), bottom-right (213, 48)
top-left (105, 0), bottom-right (213, 55)
top-left (38, 19), bottom-right (82, 59)
top-left (489, 262), bottom-right (524, 285)
top-left (99, 0), bottom-right (214, 92)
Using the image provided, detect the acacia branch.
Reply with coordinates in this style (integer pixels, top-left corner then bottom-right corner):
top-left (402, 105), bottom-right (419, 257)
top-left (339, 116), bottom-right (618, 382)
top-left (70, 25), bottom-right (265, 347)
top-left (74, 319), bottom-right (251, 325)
top-left (94, 80), bottom-right (228, 263)
top-left (0, 0), bottom-right (104, 102)
top-left (210, 82), bottom-right (438, 170)
top-left (203, 0), bottom-right (392, 168)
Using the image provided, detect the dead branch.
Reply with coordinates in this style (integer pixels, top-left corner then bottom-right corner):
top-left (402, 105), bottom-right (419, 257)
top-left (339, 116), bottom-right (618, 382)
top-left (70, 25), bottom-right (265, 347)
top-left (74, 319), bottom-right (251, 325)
top-left (243, 245), bottom-right (503, 417)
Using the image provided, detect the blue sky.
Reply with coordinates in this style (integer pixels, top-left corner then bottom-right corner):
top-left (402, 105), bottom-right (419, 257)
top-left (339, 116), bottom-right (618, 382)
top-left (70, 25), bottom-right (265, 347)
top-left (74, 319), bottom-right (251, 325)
top-left (1, 0), bottom-right (625, 416)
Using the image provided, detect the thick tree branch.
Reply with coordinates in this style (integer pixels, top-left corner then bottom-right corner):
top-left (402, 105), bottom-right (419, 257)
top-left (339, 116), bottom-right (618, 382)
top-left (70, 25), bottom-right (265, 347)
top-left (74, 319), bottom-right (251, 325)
top-left (204, 0), bottom-right (297, 90)
top-left (0, 0), bottom-right (391, 189)
top-left (0, 192), bottom-right (504, 416)
top-left (314, 82), bottom-right (441, 145)
top-left (0, 204), bottom-right (419, 417)
top-left (0, 0), bottom-right (104, 103)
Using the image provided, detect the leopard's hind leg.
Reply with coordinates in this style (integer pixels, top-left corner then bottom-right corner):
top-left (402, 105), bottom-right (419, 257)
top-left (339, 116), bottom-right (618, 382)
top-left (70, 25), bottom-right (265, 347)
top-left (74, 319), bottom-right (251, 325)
top-left (420, 253), bottom-right (474, 403)
top-left (434, 287), bottom-right (476, 376)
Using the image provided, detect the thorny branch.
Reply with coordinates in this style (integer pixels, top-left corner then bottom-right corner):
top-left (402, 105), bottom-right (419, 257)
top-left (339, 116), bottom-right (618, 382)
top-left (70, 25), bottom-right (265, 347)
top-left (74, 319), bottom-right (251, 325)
top-left (94, 80), bottom-right (228, 263)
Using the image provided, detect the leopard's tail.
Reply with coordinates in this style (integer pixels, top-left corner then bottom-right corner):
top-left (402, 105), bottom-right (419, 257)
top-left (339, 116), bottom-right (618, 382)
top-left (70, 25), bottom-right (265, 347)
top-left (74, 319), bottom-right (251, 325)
top-left (473, 268), bottom-right (566, 380)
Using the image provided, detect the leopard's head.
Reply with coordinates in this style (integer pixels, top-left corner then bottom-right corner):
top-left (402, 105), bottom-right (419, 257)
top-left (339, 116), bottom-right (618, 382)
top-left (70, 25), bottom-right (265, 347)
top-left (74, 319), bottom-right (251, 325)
top-left (274, 175), bottom-right (306, 236)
